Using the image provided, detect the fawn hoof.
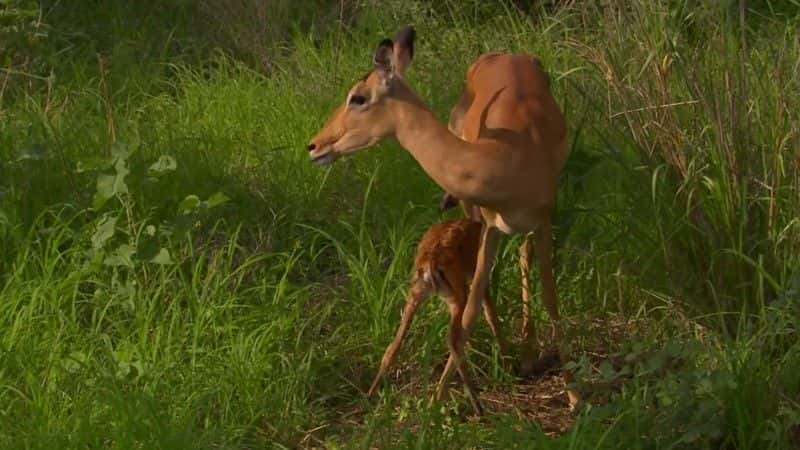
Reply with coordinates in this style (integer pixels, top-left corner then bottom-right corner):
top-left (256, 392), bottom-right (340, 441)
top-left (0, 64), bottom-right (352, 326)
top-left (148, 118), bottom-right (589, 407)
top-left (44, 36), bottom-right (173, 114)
top-left (466, 389), bottom-right (484, 416)
top-left (430, 386), bottom-right (484, 417)
top-left (432, 384), bottom-right (449, 404)
top-left (566, 390), bottom-right (582, 413)
top-left (470, 399), bottom-right (484, 417)
top-left (367, 376), bottom-right (383, 398)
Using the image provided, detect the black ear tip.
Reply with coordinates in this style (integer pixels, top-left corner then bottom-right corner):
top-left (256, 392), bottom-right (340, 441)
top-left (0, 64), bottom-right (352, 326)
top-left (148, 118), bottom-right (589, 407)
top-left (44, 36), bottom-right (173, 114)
top-left (395, 25), bottom-right (416, 46)
top-left (378, 38), bottom-right (394, 48)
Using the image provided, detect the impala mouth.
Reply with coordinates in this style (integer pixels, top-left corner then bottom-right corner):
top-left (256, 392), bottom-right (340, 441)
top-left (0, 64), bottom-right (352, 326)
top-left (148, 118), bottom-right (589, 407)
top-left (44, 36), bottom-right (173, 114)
top-left (310, 151), bottom-right (337, 166)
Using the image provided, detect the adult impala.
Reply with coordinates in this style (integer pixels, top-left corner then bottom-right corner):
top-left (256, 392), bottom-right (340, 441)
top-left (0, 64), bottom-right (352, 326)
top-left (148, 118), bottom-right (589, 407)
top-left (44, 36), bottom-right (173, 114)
top-left (307, 26), bottom-right (579, 410)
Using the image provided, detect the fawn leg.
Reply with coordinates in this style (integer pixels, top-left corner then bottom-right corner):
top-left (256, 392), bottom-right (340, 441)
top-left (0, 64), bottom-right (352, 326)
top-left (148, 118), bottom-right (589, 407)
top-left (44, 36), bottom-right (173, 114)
top-left (432, 305), bottom-right (482, 414)
top-left (434, 353), bottom-right (455, 402)
top-left (439, 225), bottom-right (498, 412)
top-left (449, 300), bottom-right (483, 415)
top-left (434, 279), bottom-right (482, 415)
top-left (368, 278), bottom-right (430, 397)
top-left (432, 266), bottom-right (462, 402)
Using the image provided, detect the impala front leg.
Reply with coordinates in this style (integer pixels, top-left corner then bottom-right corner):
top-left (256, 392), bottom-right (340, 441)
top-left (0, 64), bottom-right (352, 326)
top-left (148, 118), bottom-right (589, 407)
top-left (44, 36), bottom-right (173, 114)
top-left (369, 278), bottom-right (430, 397)
top-left (461, 225), bottom-right (501, 338)
top-left (481, 290), bottom-right (507, 356)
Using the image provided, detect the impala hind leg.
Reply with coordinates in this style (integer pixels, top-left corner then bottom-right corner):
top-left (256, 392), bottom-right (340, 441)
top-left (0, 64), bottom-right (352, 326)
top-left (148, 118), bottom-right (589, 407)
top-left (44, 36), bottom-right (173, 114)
top-left (536, 221), bottom-right (580, 409)
top-left (437, 225), bottom-right (499, 413)
top-left (434, 301), bottom-right (498, 406)
top-left (518, 233), bottom-right (540, 374)
top-left (432, 267), bottom-right (483, 415)
top-left (433, 299), bottom-right (483, 415)
top-left (368, 277), bottom-right (430, 397)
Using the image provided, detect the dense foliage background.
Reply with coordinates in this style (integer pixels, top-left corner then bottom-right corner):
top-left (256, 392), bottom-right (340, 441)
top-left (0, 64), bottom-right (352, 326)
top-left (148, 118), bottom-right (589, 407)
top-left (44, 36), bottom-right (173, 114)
top-left (1, 0), bottom-right (799, 448)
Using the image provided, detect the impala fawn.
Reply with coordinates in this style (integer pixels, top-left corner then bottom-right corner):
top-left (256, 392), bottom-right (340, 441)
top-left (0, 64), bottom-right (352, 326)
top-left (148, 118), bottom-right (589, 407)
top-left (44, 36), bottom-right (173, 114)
top-left (367, 216), bottom-right (506, 415)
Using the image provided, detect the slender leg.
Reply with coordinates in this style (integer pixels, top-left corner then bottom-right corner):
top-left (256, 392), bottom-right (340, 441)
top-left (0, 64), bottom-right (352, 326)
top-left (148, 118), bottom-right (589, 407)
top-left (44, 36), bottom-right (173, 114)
top-left (535, 220), bottom-right (580, 409)
top-left (450, 303), bottom-right (483, 415)
top-left (439, 225), bottom-right (498, 411)
top-left (434, 279), bottom-right (482, 415)
top-left (520, 233), bottom-right (535, 340)
top-left (519, 233), bottom-right (541, 375)
top-left (368, 278), bottom-right (430, 397)
top-left (461, 225), bottom-right (501, 336)
top-left (434, 353), bottom-right (455, 402)
top-left (434, 302), bottom-right (482, 414)
top-left (481, 290), bottom-right (507, 356)
top-left (462, 201), bottom-right (481, 223)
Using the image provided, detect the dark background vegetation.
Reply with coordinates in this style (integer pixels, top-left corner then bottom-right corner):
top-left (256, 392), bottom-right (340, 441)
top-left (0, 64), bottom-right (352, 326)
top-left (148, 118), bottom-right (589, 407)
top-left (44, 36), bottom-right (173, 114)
top-left (1, 0), bottom-right (799, 448)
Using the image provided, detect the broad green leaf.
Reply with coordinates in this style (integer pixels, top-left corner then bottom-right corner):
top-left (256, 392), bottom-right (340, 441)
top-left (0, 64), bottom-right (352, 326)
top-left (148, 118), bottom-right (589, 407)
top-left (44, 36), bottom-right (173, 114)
top-left (148, 155), bottom-right (177, 175)
top-left (91, 216), bottom-right (117, 249)
top-left (76, 157), bottom-right (109, 173)
top-left (150, 248), bottom-right (174, 265)
top-left (110, 141), bottom-right (130, 161)
top-left (61, 351), bottom-right (88, 374)
top-left (171, 214), bottom-right (197, 239)
top-left (103, 244), bottom-right (135, 268)
top-left (92, 156), bottom-right (130, 210)
top-left (92, 191), bottom-right (109, 210)
top-left (178, 195), bottom-right (200, 213)
top-left (205, 192), bottom-right (230, 208)
top-left (0, 209), bottom-right (7, 225)
top-left (136, 234), bottom-right (160, 261)
top-left (95, 174), bottom-right (116, 209)
top-left (113, 158), bottom-right (130, 189)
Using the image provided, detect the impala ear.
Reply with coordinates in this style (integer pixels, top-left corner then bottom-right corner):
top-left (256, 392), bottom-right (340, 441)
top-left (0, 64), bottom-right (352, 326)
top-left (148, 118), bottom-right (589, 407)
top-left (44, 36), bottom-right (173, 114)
top-left (373, 38), bottom-right (395, 82)
top-left (392, 25), bottom-right (415, 76)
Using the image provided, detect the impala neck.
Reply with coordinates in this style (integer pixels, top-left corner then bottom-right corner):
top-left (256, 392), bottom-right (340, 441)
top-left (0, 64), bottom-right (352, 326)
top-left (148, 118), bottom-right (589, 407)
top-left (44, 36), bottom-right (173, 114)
top-left (390, 91), bottom-right (488, 202)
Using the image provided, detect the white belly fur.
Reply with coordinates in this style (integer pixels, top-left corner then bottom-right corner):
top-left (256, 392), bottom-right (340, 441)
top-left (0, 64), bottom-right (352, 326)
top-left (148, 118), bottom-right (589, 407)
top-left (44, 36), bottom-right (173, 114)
top-left (488, 210), bottom-right (538, 234)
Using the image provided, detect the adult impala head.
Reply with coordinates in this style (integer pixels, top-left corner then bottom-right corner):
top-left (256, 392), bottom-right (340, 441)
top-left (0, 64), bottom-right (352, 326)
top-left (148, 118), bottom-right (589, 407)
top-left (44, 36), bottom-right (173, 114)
top-left (306, 26), bottom-right (416, 165)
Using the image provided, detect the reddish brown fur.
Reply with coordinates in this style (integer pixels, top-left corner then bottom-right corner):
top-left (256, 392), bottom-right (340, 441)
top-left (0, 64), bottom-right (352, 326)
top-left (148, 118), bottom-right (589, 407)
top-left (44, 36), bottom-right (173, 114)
top-left (368, 219), bottom-right (504, 414)
top-left (414, 219), bottom-right (482, 288)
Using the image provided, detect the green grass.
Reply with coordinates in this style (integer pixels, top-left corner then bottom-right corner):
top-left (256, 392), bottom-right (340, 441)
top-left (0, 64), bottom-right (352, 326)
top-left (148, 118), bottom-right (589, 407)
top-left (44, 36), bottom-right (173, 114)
top-left (1, 0), bottom-right (799, 448)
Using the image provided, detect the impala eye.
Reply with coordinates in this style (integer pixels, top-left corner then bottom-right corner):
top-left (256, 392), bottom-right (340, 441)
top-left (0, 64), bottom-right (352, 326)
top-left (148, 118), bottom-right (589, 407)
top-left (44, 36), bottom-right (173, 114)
top-left (349, 94), bottom-right (368, 106)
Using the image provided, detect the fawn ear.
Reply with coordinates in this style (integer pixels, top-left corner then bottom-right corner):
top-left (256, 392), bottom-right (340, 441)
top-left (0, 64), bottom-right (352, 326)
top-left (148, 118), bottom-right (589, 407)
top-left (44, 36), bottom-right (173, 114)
top-left (392, 25), bottom-right (415, 76)
top-left (439, 192), bottom-right (459, 211)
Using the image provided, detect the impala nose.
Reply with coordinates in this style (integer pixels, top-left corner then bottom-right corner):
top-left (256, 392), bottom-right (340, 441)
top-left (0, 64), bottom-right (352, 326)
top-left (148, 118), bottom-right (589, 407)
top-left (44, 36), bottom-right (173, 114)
top-left (307, 143), bottom-right (316, 152)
